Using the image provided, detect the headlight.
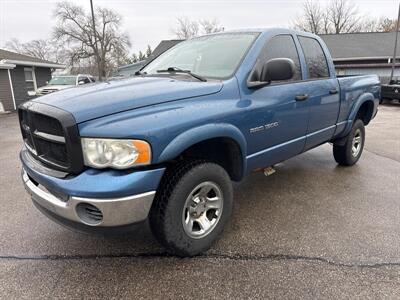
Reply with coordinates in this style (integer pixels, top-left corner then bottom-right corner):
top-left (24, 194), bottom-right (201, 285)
top-left (81, 138), bottom-right (151, 169)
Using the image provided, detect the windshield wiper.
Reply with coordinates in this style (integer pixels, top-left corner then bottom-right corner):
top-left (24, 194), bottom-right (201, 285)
top-left (156, 67), bottom-right (207, 82)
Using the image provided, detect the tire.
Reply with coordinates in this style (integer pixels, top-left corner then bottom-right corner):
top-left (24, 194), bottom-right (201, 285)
top-left (333, 119), bottom-right (365, 166)
top-left (149, 160), bottom-right (233, 257)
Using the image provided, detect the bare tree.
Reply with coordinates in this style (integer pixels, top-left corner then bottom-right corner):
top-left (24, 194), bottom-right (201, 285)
top-left (4, 38), bottom-right (67, 63)
top-left (358, 18), bottom-right (379, 32)
top-left (53, 1), bottom-right (130, 80)
top-left (293, 0), bottom-right (328, 34)
top-left (294, 0), bottom-right (381, 34)
top-left (199, 19), bottom-right (224, 34)
top-left (327, 0), bottom-right (362, 33)
top-left (4, 39), bottom-right (26, 55)
top-left (172, 17), bottom-right (224, 39)
top-left (172, 17), bottom-right (199, 39)
top-left (378, 18), bottom-right (399, 32)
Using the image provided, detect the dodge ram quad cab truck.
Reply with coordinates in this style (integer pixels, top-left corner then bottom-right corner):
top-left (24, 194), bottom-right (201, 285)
top-left (19, 29), bottom-right (380, 257)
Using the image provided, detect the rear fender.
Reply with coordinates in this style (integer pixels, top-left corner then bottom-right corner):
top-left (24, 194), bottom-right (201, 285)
top-left (337, 92), bottom-right (376, 139)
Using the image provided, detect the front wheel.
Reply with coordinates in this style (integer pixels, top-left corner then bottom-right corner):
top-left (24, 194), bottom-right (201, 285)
top-left (149, 160), bottom-right (233, 257)
top-left (333, 119), bottom-right (365, 166)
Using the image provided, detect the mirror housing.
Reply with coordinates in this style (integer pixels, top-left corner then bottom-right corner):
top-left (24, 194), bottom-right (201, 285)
top-left (78, 80), bottom-right (85, 85)
top-left (247, 58), bottom-right (295, 89)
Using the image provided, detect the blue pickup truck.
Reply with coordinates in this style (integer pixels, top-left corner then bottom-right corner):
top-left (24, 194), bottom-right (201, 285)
top-left (19, 29), bottom-right (380, 256)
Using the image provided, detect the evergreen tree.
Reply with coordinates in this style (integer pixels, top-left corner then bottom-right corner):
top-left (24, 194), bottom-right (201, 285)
top-left (138, 51), bottom-right (146, 61)
top-left (131, 53), bottom-right (138, 63)
top-left (146, 45), bottom-right (152, 58)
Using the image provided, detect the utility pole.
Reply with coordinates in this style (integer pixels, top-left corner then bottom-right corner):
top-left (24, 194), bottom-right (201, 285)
top-left (90, 0), bottom-right (102, 81)
top-left (390, 2), bottom-right (400, 82)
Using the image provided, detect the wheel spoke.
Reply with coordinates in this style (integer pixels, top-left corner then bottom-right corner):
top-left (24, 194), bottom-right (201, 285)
top-left (206, 196), bottom-right (222, 210)
top-left (199, 185), bottom-right (212, 198)
top-left (197, 215), bottom-right (212, 231)
top-left (185, 217), bottom-right (194, 231)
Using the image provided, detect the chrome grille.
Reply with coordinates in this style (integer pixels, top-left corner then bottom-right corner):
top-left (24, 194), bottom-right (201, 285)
top-left (19, 109), bottom-right (68, 168)
top-left (39, 89), bottom-right (58, 95)
top-left (18, 102), bottom-right (84, 174)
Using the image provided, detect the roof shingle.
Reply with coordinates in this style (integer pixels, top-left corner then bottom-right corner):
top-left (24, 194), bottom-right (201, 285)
top-left (319, 32), bottom-right (400, 59)
top-left (0, 48), bottom-right (60, 65)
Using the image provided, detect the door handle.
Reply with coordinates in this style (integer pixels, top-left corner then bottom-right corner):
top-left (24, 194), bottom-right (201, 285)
top-left (295, 94), bottom-right (309, 101)
top-left (329, 89), bottom-right (338, 94)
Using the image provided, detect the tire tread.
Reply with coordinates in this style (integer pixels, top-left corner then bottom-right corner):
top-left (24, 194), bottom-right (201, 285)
top-left (149, 159), bottom-right (206, 249)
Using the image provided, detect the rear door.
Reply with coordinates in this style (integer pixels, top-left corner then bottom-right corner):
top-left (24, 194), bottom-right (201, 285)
top-left (297, 36), bottom-right (340, 150)
top-left (244, 34), bottom-right (310, 170)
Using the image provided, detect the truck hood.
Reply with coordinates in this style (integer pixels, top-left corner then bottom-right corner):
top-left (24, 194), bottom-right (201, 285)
top-left (33, 76), bottom-right (223, 123)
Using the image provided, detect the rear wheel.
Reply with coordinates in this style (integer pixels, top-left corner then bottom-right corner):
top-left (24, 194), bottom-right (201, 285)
top-left (333, 119), bottom-right (365, 166)
top-left (149, 160), bottom-right (233, 257)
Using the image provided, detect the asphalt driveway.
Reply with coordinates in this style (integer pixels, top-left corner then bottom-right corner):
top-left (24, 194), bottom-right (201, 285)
top-left (0, 104), bottom-right (399, 299)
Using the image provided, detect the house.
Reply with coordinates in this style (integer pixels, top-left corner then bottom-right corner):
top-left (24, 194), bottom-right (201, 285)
top-left (116, 40), bottom-right (183, 77)
top-left (0, 49), bottom-right (65, 112)
top-left (320, 32), bottom-right (400, 83)
top-left (117, 60), bottom-right (146, 77)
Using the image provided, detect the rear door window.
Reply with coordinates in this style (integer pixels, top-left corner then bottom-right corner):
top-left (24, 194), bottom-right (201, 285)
top-left (298, 36), bottom-right (330, 79)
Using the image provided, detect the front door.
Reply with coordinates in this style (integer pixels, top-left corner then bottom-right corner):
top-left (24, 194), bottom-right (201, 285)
top-left (243, 34), bottom-right (309, 170)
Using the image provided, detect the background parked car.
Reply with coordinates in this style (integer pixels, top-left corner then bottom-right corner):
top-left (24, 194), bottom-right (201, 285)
top-left (36, 74), bottom-right (95, 96)
top-left (381, 79), bottom-right (400, 103)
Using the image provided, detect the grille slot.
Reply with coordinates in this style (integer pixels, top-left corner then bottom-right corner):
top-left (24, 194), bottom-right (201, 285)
top-left (33, 113), bottom-right (64, 136)
top-left (34, 138), bottom-right (68, 165)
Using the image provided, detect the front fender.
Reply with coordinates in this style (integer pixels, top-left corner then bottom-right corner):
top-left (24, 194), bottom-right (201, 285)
top-left (157, 123), bottom-right (247, 165)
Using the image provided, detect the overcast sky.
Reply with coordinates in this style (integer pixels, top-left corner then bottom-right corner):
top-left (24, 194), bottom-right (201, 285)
top-left (0, 0), bottom-right (398, 54)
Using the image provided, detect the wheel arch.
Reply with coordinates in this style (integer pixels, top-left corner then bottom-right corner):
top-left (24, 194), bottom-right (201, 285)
top-left (349, 93), bottom-right (376, 125)
top-left (157, 124), bottom-right (247, 181)
top-left (337, 93), bottom-right (376, 140)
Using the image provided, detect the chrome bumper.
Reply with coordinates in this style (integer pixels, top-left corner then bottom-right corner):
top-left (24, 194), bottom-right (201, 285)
top-left (22, 170), bottom-right (155, 227)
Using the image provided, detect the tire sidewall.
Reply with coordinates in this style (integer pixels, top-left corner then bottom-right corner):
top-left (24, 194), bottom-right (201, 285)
top-left (345, 119), bottom-right (365, 164)
top-left (162, 163), bottom-right (233, 256)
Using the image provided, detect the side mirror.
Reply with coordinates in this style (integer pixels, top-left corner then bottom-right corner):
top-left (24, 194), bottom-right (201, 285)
top-left (261, 58), bottom-right (295, 82)
top-left (45, 81), bottom-right (49, 85)
top-left (248, 58), bottom-right (295, 89)
top-left (78, 80), bottom-right (85, 85)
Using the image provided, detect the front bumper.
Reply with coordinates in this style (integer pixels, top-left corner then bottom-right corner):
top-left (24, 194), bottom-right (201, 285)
top-left (22, 169), bottom-right (156, 227)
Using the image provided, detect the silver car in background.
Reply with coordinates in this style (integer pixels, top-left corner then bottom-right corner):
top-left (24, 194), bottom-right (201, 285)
top-left (36, 74), bottom-right (95, 96)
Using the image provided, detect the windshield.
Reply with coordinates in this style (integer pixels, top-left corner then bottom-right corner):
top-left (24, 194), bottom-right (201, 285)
top-left (142, 33), bottom-right (258, 79)
top-left (48, 76), bottom-right (76, 85)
